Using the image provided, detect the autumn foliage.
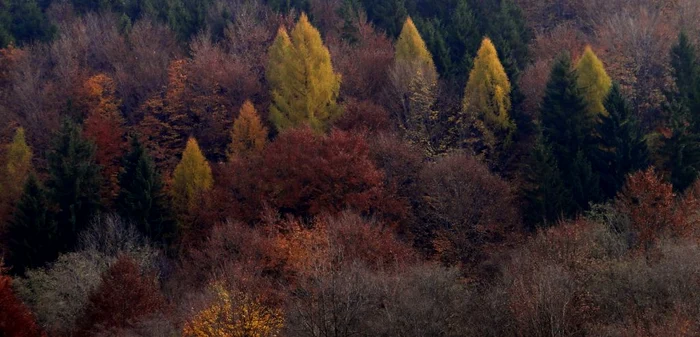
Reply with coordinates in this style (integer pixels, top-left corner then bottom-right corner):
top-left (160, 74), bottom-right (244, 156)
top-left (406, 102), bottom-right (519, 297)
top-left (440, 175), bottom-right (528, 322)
top-left (0, 263), bottom-right (43, 337)
top-left (221, 127), bottom-right (405, 223)
top-left (77, 256), bottom-right (165, 336)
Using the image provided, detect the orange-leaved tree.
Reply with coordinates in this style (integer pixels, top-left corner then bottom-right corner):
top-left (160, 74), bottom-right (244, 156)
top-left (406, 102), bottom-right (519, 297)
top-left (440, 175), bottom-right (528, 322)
top-left (227, 100), bottom-right (268, 160)
top-left (81, 74), bottom-right (127, 201)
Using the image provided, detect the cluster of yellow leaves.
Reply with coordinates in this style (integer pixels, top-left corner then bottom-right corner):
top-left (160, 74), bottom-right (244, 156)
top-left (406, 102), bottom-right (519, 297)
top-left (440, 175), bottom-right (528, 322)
top-left (461, 38), bottom-right (515, 158)
top-left (183, 284), bottom-right (283, 337)
top-left (575, 46), bottom-right (612, 117)
top-left (3, 127), bottom-right (32, 200)
top-left (267, 13), bottom-right (342, 133)
top-left (227, 100), bottom-right (268, 160)
top-left (172, 138), bottom-right (213, 217)
top-left (391, 18), bottom-right (441, 155)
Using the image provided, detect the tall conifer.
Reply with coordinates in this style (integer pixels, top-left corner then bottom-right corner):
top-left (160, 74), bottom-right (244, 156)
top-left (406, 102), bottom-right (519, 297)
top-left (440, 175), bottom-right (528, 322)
top-left (267, 13), bottom-right (341, 133)
top-left (575, 46), bottom-right (612, 117)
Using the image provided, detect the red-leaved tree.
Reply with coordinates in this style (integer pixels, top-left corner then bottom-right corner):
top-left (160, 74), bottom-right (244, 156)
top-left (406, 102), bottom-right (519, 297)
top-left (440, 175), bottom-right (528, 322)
top-left (0, 262), bottom-right (44, 337)
top-left (77, 256), bottom-right (165, 336)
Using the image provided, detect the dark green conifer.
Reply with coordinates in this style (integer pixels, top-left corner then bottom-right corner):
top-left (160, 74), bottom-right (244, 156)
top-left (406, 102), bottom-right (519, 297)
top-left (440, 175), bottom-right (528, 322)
top-left (116, 137), bottom-right (174, 244)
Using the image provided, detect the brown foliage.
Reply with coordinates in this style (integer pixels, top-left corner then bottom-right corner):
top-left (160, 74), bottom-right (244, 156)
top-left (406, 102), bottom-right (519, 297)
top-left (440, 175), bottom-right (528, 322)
top-left (0, 263), bottom-right (44, 337)
top-left (419, 154), bottom-right (521, 271)
top-left (615, 168), bottom-right (693, 250)
top-left (78, 256), bottom-right (166, 336)
top-left (334, 99), bottom-right (393, 135)
top-left (328, 17), bottom-right (394, 103)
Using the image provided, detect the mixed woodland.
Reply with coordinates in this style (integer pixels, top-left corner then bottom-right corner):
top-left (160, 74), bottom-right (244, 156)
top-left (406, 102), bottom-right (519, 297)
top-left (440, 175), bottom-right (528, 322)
top-left (2, 0), bottom-right (700, 336)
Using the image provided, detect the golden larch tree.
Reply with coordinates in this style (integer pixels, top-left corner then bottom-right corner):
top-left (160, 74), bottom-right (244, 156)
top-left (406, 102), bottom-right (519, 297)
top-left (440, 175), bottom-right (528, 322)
top-left (227, 100), bottom-right (268, 160)
top-left (575, 46), bottom-right (612, 117)
top-left (461, 37), bottom-right (515, 161)
top-left (394, 17), bottom-right (435, 70)
top-left (389, 17), bottom-right (441, 155)
top-left (3, 127), bottom-right (32, 201)
top-left (183, 284), bottom-right (283, 337)
top-left (172, 138), bottom-right (213, 218)
top-left (267, 13), bottom-right (342, 133)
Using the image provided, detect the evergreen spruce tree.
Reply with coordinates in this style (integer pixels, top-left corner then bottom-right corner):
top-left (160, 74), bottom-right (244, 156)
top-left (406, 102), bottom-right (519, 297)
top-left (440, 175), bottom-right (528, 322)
top-left (540, 53), bottom-right (599, 212)
top-left (116, 137), bottom-right (174, 244)
top-left (592, 83), bottom-right (649, 199)
top-left (46, 119), bottom-right (102, 252)
top-left (522, 137), bottom-right (570, 229)
top-left (7, 0), bottom-right (55, 46)
top-left (670, 32), bottom-right (700, 129)
top-left (659, 100), bottom-right (700, 192)
top-left (360, 0), bottom-right (408, 37)
top-left (267, 13), bottom-right (342, 133)
top-left (575, 46), bottom-right (612, 117)
top-left (541, 53), bottom-right (595, 168)
top-left (6, 174), bottom-right (57, 275)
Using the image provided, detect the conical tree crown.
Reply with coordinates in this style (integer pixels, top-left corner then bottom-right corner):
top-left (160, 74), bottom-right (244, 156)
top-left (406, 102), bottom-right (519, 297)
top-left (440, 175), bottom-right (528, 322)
top-left (172, 138), bottom-right (213, 211)
top-left (4, 127), bottom-right (32, 199)
top-left (228, 100), bottom-right (268, 159)
top-left (395, 17), bottom-right (435, 71)
top-left (267, 13), bottom-right (341, 133)
top-left (6, 174), bottom-right (56, 275)
top-left (575, 46), bottom-right (612, 117)
top-left (47, 118), bottom-right (102, 252)
top-left (463, 37), bottom-right (513, 128)
top-left (117, 137), bottom-right (173, 244)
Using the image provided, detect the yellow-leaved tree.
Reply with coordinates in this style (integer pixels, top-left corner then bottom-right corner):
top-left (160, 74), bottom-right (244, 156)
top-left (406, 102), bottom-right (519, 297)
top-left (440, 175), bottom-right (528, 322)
top-left (267, 13), bottom-right (341, 133)
top-left (172, 138), bottom-right (213, 220)
top-left (461, 37), bottom-right (515, 162)
top-left (183, 284), bottom-right (283, 337)
top-left (3, 127), bottom-right (32, 200)
top-left (227, 100), bottom-right (268, 160)
top-left (575, 46), bottom-right (612, 117)
top-left (394, 17), bottom-right (435, 70)
top-left (389, 17), bottom-right (441, 155)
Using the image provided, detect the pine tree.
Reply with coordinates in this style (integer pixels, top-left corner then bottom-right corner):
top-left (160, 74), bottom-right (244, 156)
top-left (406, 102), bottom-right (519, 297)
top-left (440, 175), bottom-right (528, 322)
top-left (575, 46), bottom-right (612, 117)
top-left (46, 119), bottom-right (102, 252)
top-left (670, 32), bottom-right (700, 128)
top-left (522, 137), bottom-right (570, 228)
top-left (591, 83), bottom-right (649, 199)
top-left (227, 100), bottom-right (268, 160)
top-left (3, 127), bottom-right (32, 202)
top-left (461, 37), bottom-right (515, 162)
top-left (6, 174), bottom-right (57, 275)
top-left (6, 0), bottom-right (55, 46)
top-left (116, 137), bottom-right (174, 244)
top-left (267, 13), bottom-right (342, 133)
top-left (171, 138), bottom-right (213, 218)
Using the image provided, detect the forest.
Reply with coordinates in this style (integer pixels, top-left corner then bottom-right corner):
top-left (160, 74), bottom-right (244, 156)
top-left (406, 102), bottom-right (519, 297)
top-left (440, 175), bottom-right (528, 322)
top-left (1, 0), bottom-right (700, 336)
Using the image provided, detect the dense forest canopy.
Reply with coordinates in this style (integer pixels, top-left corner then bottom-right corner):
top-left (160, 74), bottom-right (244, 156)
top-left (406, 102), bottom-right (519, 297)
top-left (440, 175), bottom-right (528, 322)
top-left (2, 0), bottom-right (700, 336)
